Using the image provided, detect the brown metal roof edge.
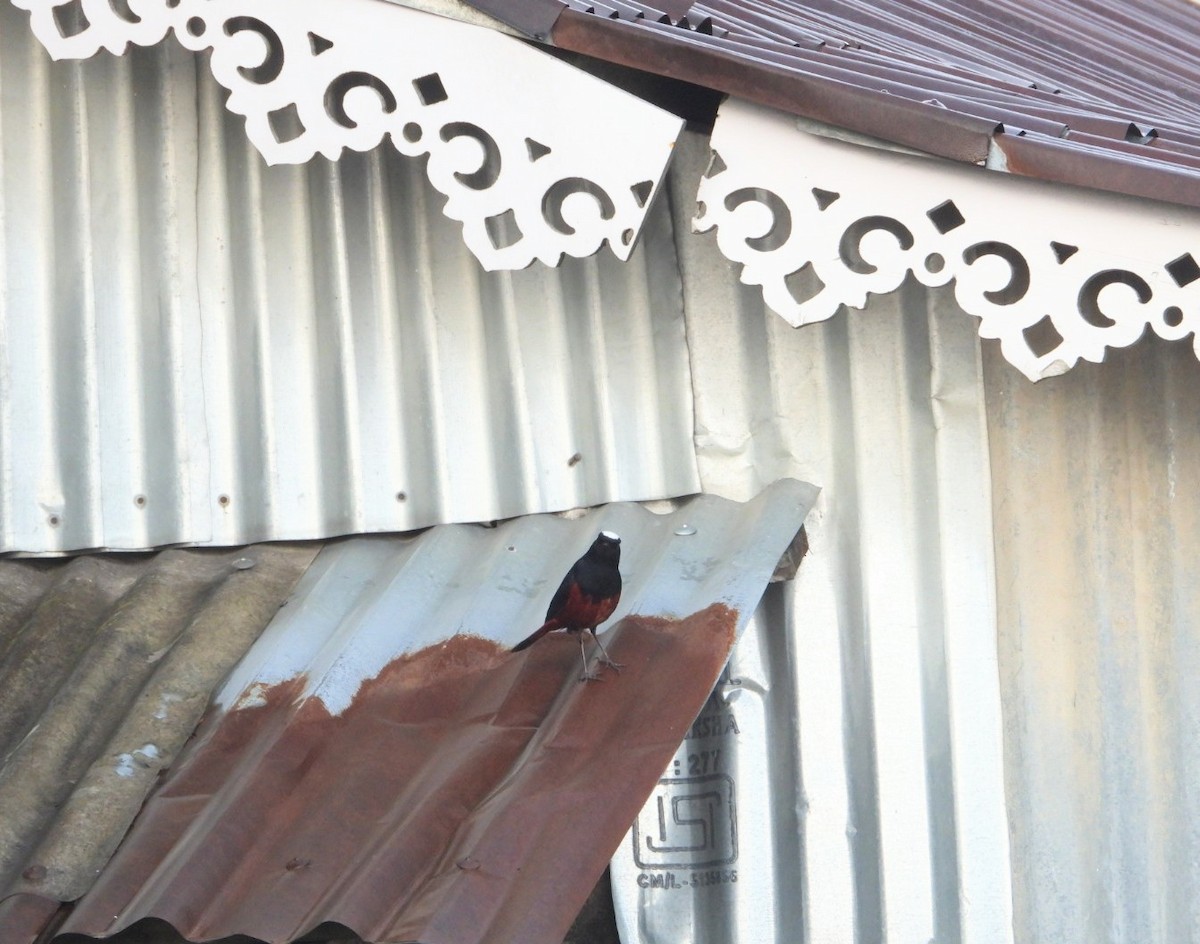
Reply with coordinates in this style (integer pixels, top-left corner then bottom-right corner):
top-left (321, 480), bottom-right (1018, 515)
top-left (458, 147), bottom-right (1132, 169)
top-left (551, 10), bottom-right (996, 162)
top-left (994, 130), bottom-right (1200, 209)
top-left (541, 9), bottom-right (1200, 209)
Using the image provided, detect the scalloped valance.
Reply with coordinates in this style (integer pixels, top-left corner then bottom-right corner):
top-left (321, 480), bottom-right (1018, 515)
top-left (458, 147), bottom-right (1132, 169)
top-left (11, 0), bottom-right (682, 270)
top-left (699, 99), bottom-right (1200, 381)
top-left (12, 0), bottom-right (1200, 380)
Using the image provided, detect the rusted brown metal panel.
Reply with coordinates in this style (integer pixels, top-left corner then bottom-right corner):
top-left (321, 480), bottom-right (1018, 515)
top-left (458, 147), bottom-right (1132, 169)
top-left (39, 483), bottom-right (815, 944)
top-left (64, 609), bottom-right (735, 944)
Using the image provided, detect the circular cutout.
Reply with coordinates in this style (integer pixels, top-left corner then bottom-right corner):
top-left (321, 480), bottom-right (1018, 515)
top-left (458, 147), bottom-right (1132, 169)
top-left (1164, 306), bottom-right (1184, 327)
top-left (925, 252), bottom-right (945, 273)
top-left (186, 16), bottom-right (205, 36)
top-left (402, 122), bottom-right (422, 143)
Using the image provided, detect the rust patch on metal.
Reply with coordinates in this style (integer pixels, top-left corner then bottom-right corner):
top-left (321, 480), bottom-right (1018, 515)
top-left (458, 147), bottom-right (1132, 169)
top-left (0, 892), bottom-right (62, 944)
top-left (63, 605), bottom-right (739, 944)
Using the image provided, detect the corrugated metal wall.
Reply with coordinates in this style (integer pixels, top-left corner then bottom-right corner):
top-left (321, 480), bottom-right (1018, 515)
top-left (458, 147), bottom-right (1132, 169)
top-left (0, 2), bottom-right (698, 554)
top-left (611, 133), bottom-right (1014, 944)
top-left (3, 7), bottom-right (1196, 943)
top-left (984, 339), bottom-right (1200, 944)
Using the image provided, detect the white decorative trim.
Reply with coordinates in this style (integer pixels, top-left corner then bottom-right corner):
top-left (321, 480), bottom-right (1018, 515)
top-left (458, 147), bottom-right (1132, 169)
top-left (12, 0), bottom-right (681, 270)
top-left (697, 99), bottom-right (1200, 381)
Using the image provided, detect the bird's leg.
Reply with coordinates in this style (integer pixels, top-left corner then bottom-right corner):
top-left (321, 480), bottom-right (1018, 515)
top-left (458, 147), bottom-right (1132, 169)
top-left (590, 628), bottom-right (623, 672)
top-left (578, 632), bottom-right (602, 682)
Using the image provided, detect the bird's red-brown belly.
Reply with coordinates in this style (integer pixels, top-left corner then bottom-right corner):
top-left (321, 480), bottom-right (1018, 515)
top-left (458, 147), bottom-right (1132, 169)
top-left (557, 581), bottom-right (619, 630)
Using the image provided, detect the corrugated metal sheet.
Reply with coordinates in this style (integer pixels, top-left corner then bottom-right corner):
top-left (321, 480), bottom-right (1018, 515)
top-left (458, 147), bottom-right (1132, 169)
top-left (0, 543), bottom-right (318, 909)
top-left (460, 0), bottom-right (1200, 208)
top-left (21, 482), bottom-right (816, 944)
top-left (983, 339), bottom-right (1200, 944)
top-left (609, 130), bottom-right (1012, 944)
top-left (0, 3), bottom-right (699, 554)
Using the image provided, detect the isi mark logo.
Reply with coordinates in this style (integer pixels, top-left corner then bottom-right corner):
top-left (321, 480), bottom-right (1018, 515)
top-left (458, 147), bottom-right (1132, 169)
top-left (632, 684), bottom-right (740, 887)
top-left (633, 774), bottom-right (738, 871)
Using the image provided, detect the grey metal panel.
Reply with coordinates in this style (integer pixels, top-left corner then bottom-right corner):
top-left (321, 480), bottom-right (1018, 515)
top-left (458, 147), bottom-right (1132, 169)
top-left (0, 4), bottom-right (699, 554)
top-left (0, 542), bottom-right (318, 906)
top-left (611, 130), bottom-right (1013, 944)
top-left (983, 339), bottom-right (1200, 944)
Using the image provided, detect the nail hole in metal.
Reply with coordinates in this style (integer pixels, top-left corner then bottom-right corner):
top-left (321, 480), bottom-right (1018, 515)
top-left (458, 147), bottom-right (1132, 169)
top-left (22, 865), bottom-right (47, 883)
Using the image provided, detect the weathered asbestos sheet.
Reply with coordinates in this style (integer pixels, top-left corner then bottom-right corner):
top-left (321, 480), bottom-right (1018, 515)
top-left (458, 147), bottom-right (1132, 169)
top-left (26, 481), bottom-right (815, 944)
top-left (0, 544), bottom-right (320, 939)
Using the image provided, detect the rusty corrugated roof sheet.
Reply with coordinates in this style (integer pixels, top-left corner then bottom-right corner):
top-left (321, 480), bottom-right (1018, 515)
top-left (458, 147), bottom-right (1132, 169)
top-left (14, 481), bottom-right (814, 944)
top-left (460, 0), bottom-right (1200, 207)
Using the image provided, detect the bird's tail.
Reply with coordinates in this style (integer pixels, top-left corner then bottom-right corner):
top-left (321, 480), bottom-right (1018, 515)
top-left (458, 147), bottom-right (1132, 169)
top-left (512, 619), bottom-right (563, 652)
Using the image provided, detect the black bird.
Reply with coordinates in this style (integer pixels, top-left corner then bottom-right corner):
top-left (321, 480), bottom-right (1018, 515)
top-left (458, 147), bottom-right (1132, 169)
top-left (512, 531), bottom-right (623, 681)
